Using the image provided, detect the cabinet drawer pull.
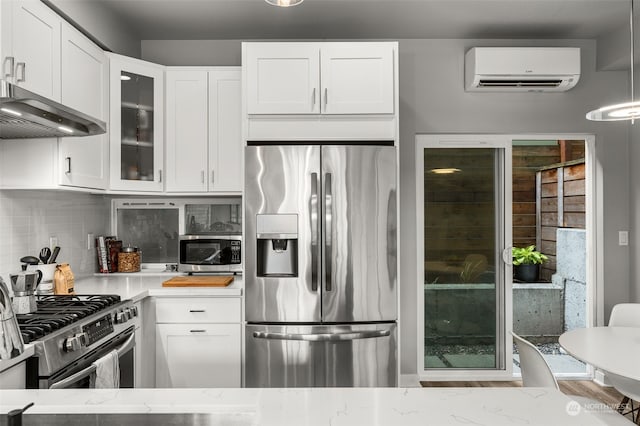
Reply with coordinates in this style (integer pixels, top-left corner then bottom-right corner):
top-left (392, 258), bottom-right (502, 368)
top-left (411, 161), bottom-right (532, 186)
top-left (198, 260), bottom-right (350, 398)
top-left (16, 62), bottom-right (25, 83)
top-left (190, 329), bottom-right (206, 333)
top-left (3, 56), bottom-right (14, 78)
top-left (189, 309), bottom-right (206, 313)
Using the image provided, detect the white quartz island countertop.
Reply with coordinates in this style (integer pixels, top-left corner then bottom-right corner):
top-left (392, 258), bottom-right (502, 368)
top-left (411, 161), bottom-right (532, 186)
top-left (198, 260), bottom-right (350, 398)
top-left (0, 387), bottom-right (611, 425)
top-left (73, 273), bottom-right (243, 301)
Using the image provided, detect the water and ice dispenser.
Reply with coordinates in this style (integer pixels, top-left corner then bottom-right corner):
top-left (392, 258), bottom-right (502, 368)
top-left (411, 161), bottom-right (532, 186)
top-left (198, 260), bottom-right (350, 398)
top-left (256, 214), bottom-right (298, 277)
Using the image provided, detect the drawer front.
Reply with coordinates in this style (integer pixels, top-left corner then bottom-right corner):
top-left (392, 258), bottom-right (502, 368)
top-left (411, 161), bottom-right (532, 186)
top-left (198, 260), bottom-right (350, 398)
top-left (155, 297), bottom-right (241, 323)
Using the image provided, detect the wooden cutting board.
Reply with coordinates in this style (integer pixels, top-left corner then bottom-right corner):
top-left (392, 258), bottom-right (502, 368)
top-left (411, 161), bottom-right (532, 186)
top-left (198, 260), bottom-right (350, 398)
top-left (162, 276), bottom-right (234, 287)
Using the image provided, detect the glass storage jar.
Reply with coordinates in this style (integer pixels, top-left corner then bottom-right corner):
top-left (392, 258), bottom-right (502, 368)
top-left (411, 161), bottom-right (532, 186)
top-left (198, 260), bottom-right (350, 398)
top-left (118, 246), bottom-right (141, 272)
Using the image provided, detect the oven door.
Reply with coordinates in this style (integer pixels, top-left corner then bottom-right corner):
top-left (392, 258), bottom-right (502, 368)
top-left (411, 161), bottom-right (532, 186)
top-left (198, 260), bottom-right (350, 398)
top-left (45, 328), bottom-right (135, 389)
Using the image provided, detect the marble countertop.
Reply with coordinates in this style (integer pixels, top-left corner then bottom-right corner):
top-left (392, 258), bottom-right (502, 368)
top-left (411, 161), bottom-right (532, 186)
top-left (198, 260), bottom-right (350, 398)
top-left (74, 273), bottom-right (243, 301)
top-left (0, 344), bottom-right (34, 374)
top-left (0, 387), bottom-right (608, 425)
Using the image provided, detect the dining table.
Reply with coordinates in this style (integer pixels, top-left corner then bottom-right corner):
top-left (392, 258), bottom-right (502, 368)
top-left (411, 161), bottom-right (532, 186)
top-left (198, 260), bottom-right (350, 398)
top-left (559, 326), bottom-right (640, 381)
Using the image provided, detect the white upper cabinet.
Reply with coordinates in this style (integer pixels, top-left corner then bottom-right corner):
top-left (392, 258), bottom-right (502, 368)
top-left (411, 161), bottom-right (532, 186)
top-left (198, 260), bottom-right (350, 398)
top-left (320, 44), bottom-right (395, 114)
top-left (245, 43), bottom-right (320, 114)
top-left (1, 0), bottom-right (61, 100)
top-left (165, 70), bottom-right (209, 192)
top-left (208, 69), bottom-right (242, 192)
top-left (58, 23), bottom-right (109, 190)
top-left (244, 42), bottom-right (395, 115)
top-left (165, 67), bottom-right (242, 193)
top-left (109, 53), bottom-right (165, 192)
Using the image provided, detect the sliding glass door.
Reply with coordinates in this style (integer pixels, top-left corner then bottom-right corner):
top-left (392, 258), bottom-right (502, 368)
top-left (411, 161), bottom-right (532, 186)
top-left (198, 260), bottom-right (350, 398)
top-left (416, 135), bottom-right (512, 379)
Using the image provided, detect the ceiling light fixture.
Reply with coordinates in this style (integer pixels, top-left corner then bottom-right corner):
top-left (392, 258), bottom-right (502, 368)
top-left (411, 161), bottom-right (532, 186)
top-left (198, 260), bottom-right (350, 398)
top-left (265, 0), bottom-right (304, 7)
top-left (586, 0), bottom-right (640, 122)
top-left (429, 168), bottom-right (461, 175)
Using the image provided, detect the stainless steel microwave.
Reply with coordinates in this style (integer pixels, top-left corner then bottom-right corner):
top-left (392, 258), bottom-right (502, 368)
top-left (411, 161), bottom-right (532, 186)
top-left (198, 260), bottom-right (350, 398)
top-left (179, 235), bottom-right (242, 273)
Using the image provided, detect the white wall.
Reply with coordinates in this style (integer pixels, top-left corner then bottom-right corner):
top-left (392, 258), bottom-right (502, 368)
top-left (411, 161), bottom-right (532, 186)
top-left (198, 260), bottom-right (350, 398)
top-left (141, 38), bottom-right (632, 377)
top-left (0, 191), bottom-right (110, 285)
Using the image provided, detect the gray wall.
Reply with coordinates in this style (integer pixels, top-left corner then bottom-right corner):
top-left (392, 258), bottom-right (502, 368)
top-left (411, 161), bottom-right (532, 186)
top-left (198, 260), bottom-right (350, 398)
top-left (142, 38), bottom-right (631, 377)
top-left (631, 66), bottom-right (640, 304)
top-left (45, 0), bottom-right (141, 57)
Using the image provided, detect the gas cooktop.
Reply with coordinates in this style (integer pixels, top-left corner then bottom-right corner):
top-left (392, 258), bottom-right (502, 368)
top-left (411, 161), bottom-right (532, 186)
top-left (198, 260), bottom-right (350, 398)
top-left (16, 295), bottom-right (122, 343)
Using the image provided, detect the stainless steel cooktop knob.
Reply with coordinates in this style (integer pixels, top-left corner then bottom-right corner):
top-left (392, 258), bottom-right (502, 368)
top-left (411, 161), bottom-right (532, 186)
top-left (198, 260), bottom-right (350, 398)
top-left (123, 308), bottom-right (132, 320)
top-left (130, 306), bottom-right (139, 317)
top-left (115, 311), bottom-right (126, 324)
top-left (63, 336), bottom-right (82, 352)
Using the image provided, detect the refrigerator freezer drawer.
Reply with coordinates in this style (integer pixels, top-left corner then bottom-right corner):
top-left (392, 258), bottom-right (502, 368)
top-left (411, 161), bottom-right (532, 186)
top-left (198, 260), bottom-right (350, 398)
top-left (245, 323), bottom-right (397, 387)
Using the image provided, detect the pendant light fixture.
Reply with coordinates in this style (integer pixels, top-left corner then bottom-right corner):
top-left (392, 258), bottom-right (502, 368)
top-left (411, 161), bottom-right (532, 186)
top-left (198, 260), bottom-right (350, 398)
top-left (265, 0), bottom-right (304, 7)
top-left (586, 0), bottom-right (639, 122)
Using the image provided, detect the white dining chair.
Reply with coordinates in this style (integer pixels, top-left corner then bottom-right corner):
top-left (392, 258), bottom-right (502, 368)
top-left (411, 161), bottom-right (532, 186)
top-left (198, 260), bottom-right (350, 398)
top-left (608, 303), bottom-right (640, 424)
top-left (512, 331), bottom-right (634, 425)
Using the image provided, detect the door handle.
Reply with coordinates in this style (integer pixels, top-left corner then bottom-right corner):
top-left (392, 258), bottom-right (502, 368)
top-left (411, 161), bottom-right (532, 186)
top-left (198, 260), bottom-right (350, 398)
top-left (252, 329), bottom-right (390, 342)
top-left (158, 169), bottom-right (162, 183)
top-left (201, 170), bottom-right (205, 184)
top-left (65, 157), bottom-right (71, 174)
top-left (3, 56), bottom-right (14, 78)
top-left (211, 169), bottom-right (215, 184)
top-left (502, 247), bottom-right (513, 265)
top-left (311, 88), bottom-right (316, 108)
top-left (15, 62), bottom-right (25, 83)
top-left (324, 88), bottom-right (328, 111)
top-left (324, 172), bottom-right (332, 292)
top-left (310, 172), bottom-right (319, 292)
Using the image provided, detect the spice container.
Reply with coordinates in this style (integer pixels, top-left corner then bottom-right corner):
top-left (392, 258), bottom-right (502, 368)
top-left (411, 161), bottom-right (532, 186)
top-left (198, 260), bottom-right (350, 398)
top-left (118, 246), bottom-right (140, 273)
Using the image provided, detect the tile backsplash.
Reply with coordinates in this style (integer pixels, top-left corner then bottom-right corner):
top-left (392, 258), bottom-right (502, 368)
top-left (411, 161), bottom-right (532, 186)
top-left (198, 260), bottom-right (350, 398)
top-left (0, 190), bottom-right (110, 284)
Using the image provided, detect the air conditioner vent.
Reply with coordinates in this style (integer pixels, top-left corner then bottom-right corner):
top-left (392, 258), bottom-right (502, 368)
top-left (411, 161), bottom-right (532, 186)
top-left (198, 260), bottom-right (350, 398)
top-left (465, 47), bottom-right (580, 92)
top-left (478, 79), bottom-right (563, 88)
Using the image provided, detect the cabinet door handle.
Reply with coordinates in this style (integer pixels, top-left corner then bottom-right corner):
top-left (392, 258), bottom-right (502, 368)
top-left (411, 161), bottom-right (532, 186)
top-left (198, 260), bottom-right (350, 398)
top-left (324, 88), bottom-right (328, 110)
top-left (3, 56), bottom-right (14, 78)
top-left (16, 62), bottom-right (25, 83)
top-left (65, 157), bottom-right (71, 174)
top-left (190, 329), bottom-right (206, 333)
top-left (201, 170), bottom-right (205, 184)
top-left (158, 169), bottom-right (163, 183)
top-left (189, 309), bottom-right (206, 313)
top-left (311, 88), bottom-right (316, 107)
top-left (211, 169), bottom-right (215, 184)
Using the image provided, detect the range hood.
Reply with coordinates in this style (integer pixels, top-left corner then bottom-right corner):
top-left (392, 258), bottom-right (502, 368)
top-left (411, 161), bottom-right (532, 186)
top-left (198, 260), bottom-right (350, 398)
top-left (0, 80), bottom-right (106, 139)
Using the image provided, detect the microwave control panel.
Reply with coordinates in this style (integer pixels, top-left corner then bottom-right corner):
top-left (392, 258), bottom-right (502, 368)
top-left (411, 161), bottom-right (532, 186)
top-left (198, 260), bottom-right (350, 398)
top-left (230, 240), bottom-right (241, 264)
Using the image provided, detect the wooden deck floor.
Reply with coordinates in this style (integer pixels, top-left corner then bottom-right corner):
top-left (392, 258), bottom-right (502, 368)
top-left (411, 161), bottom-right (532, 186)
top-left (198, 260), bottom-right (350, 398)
top-left (422, 380), bottom-right (638, 423)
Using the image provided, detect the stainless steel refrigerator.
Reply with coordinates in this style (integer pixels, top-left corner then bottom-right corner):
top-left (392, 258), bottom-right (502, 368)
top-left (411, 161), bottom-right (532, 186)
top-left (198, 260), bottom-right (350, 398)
top-left (245, 144), bottom-right (397, 387)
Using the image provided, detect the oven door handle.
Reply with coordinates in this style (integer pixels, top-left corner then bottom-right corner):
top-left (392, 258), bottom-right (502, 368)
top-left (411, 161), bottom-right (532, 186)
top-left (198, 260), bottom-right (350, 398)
top-left (49, 333), bottom-right (135, 390)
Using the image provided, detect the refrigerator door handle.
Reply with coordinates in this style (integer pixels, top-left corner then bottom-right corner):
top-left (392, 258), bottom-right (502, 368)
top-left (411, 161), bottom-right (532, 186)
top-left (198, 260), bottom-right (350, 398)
top-left (310, 172), bottom-right (319, 292)
top-left (324, 172), bottom-right (333, 291)
top-left (252, 329), bottom-right (390, 342)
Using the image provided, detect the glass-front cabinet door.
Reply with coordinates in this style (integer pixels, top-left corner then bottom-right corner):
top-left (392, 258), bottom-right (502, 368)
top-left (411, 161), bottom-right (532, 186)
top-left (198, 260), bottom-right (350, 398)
top-left (416, 135), bottom-right (512, 380)
top-left (108, 53), bottom-right (164, 191)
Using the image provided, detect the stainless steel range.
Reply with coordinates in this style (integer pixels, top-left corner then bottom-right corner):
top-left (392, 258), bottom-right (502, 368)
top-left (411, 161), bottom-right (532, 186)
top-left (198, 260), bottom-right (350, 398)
top-left (16, 295), bottom-right (137, 389)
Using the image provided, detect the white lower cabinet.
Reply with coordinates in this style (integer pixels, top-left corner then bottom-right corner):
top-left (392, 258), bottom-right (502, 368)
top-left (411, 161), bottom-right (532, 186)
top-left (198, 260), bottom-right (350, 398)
top-left (155, 323), bottom-right (241, 388)
top-left (0, 361), bottom-right (27, 389)
top-left (155, 297), bottom-right (241, 388)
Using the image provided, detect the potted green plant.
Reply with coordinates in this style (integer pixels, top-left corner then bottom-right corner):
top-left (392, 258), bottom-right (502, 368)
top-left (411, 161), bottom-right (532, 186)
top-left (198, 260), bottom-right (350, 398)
top-left (512, 245), bottom-right (548, 282)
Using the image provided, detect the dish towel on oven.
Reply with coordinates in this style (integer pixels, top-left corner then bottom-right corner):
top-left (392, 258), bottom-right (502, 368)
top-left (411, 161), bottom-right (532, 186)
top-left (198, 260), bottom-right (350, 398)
top-left (90, 349), bottom-right (120, 388)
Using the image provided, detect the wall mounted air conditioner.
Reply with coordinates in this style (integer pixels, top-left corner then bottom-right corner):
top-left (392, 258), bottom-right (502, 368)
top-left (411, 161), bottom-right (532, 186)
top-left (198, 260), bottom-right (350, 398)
top-left (465, 47), bottom-right (580, 92)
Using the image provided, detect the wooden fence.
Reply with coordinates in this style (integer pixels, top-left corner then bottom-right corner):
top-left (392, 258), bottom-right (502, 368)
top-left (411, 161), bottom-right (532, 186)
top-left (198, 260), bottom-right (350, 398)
top-left (536, 160), bottom-right (586, 281)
